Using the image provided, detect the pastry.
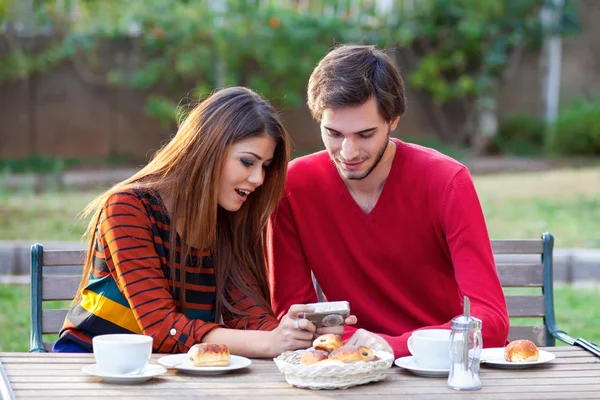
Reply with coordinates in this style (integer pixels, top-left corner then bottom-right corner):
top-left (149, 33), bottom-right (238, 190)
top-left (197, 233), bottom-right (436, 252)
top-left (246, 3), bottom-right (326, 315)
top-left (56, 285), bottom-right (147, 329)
top-left (315, 359), bottom-right (345, 367)
top-left (504, 339), bottom-right (539, 362)
top-left (300, 348), bottom-right (329, 365)
top-left (188, 343), bottom-right (230, 367)
top-left (328, 345), bottom-right (376, 363)
top-left (312, 334), bottom-right (343, 353)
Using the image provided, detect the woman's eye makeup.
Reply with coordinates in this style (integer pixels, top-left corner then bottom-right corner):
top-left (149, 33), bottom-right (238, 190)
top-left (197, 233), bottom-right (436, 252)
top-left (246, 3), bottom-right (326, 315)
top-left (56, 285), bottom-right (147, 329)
top-left (240, 156), bottom-right (272, 169)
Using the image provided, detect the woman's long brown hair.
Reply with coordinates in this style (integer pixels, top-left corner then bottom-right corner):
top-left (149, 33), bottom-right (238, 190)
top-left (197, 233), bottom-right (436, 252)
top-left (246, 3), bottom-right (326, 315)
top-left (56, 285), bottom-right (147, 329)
top-left (73, 86), bottom-right (291, 320)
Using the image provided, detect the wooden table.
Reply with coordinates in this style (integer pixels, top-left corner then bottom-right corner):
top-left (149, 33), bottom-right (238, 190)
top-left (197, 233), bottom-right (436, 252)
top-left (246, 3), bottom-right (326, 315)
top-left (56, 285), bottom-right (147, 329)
top-left (1, 347), bottom-right (599, 399)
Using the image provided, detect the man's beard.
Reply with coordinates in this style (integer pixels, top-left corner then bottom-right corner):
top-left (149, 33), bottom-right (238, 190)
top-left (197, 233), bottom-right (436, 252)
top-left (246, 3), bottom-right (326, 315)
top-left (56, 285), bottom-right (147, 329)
top-left (338, 131), bottom-right (390, 181)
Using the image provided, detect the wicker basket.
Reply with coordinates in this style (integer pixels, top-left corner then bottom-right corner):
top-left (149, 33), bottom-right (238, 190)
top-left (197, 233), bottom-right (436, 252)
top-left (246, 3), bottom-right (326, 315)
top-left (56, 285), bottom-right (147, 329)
top-left (274, 349), bottom-right (394, 390)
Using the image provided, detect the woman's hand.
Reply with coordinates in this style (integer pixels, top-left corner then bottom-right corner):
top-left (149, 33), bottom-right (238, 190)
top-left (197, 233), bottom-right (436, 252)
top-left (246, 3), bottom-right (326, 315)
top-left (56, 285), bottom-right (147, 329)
top-left (267, 304), bottom-right (316, 357)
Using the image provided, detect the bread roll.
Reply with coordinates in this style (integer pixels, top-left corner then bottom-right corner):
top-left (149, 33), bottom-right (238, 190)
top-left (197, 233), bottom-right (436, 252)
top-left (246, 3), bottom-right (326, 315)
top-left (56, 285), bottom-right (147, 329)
top-left (504, 339), bottom-right (539, 362)
top-left (312, 334), bottom-right (343, 353)
top-left (328, 345), bottom-right (376, 363)
top-left (315, 359), bottom-right (345, 367)
top-left (300, 349), bottom-right (329, 365)
top-left (188, 343), bottom-right (230, 367)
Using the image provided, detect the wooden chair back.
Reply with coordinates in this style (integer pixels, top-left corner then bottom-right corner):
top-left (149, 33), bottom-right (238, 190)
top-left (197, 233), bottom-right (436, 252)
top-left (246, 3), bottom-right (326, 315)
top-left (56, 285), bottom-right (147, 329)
top-left (30, 244), bottom-right (84, 352)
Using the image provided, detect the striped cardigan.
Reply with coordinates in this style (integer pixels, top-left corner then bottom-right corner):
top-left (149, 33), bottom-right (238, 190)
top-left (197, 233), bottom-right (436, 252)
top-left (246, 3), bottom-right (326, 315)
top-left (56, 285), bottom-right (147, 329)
top-left (57, 189), bottom-right (278, 353)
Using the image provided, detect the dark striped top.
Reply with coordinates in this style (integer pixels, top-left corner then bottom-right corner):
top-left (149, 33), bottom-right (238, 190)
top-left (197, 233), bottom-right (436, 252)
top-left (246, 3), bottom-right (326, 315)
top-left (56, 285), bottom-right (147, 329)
top-left (57, 189), bottom-right (278, 353)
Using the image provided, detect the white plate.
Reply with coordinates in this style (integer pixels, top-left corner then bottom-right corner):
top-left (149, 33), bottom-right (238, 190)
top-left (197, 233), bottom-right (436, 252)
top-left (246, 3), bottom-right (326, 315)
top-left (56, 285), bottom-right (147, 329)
top-left (81, 363), bottom-right (167, 384)
top-left (158, 354), bottom-right (252, 375)
top-left (481, 347), bottom-right (556, 369)
top-left (394, 356), bottom-right (449, 378)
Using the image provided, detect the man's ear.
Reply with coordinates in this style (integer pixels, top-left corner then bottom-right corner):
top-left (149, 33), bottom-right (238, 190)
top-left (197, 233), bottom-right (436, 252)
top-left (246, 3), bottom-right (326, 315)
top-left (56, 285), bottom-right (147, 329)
top-left (389, 116), bottom-right (401, 131)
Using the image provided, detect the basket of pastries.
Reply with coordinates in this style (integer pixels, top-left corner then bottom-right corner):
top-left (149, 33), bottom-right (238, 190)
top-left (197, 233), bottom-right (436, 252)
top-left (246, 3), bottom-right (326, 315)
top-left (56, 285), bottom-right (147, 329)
top-left (274, 334), bottom-right (394, 390)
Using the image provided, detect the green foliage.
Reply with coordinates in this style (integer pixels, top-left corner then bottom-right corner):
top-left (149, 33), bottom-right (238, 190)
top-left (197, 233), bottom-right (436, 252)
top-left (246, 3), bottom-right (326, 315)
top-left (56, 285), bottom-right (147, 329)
top-left (0, 0), bottom-right (581, 137)
top-left (0, 156), bottom-right (80, 174)
top-left (29, 0), bottom-right (372, 126)
top-left (547, 98), bottom-right (600, 156)
top-left (384, 0), bottom-right (580, 144)
top-left (393, 0), bottom-right (557, 104)
top-left (0, 154), bottom-right (131, 176)
top-left (491, 114), bottom-right (546, 156)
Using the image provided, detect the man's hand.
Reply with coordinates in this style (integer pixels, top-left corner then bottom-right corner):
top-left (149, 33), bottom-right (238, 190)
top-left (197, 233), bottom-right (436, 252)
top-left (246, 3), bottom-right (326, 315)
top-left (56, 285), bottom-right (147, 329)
top-left (345, 328), bottom-right (393, 354)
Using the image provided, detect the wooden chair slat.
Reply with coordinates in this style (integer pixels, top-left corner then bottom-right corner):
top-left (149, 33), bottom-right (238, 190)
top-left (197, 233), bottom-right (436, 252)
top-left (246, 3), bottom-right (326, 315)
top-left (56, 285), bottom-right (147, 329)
top-left (42, 276), bottom-right (81, 301)
top-left (42, 250), bottom-right (85, 267)
top-left (42, 309), bottom-right (69, 334)
top-left (508, 325), bottom-right (547, 347)
top-left (491, 239), bottom-right (544, 254)
top-left (506, 295), bottom-right (545, 317)
top-left (497, 263), bottom-right (544, 287)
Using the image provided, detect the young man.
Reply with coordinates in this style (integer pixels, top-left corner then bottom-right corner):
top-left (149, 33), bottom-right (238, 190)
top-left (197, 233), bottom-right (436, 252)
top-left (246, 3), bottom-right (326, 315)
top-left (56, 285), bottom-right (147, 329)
top-left (269, 44), bottom-right (509, 358)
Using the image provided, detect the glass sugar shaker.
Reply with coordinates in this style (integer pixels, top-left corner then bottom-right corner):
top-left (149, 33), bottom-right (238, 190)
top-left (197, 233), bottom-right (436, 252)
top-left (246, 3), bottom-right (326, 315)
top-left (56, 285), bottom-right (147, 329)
top-left (447, 296), bottom-right (483, 391)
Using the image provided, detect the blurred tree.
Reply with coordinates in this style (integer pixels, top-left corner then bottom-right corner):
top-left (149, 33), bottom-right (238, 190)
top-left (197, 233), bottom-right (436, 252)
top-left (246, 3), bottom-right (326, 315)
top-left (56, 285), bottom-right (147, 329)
top-left (388, 0), bottom-right (580, 151)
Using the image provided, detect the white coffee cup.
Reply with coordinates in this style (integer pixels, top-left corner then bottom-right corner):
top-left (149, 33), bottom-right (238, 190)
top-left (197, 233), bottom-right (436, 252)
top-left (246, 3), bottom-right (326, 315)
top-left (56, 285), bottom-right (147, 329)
top-left (407, 329), bottom-right (451, 370)
top-left (92, 334), bottom-right (153, 375)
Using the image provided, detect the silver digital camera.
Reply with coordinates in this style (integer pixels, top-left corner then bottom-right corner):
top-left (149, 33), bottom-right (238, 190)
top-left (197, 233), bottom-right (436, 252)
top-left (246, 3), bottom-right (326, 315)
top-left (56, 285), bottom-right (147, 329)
top-left (298, 301), bottom-right (350, 328)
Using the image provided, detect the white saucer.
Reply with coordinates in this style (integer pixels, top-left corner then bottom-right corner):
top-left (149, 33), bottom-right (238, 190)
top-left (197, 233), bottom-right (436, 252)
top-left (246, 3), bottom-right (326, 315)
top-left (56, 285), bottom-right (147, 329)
top-left (158, 354), bottom-right (252, 375)
top-left (394, 356), bottom-right (449, 378)
top-left (481, 348), bottom-right (556, 369)
top-left (81, 363), bottom-right (167, 384)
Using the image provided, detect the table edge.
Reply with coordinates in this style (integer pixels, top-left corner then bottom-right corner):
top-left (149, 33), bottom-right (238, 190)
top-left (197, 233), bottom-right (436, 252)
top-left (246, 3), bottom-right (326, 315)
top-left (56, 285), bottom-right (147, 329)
top-left (0, 358), bottom-right (16, 400)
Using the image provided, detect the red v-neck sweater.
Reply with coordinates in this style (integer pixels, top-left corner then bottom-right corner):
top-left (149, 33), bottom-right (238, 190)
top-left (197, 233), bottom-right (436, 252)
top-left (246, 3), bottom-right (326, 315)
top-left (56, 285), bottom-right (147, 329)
top-left (269, 138), bottom-right (509, 358)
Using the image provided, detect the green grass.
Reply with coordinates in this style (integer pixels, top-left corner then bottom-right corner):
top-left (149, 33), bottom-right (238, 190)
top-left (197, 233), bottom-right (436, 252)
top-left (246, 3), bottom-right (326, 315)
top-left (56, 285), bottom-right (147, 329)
top-left (484, 195), bottom-right (600, 248)
top-left (0, 190), bottom-right (96, 242)
top-left (0, 284), bottom-right (68, 352)
top-left (1, 283), bottom-right (598, 352)
top-left (0, 167), bottom-right (599, 247)
top-left (504, 286), bottom-right (600, 347)
top-left (0, 284), bottom-right (30, 352)
top-left (474, 167), bottom-right (600, 248)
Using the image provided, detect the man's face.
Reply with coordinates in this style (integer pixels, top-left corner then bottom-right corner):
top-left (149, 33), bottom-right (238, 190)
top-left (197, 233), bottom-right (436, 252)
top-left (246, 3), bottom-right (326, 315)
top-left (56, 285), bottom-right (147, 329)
top-left (320, 97), bottom-right (399, 181)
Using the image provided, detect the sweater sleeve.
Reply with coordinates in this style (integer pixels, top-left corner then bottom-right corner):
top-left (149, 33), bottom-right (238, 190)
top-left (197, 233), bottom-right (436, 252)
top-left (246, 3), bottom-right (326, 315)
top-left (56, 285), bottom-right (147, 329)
top-left (269, 193), bottom-right (319, 320)
top-left (441, 168), bottom-right (510, 347)
top-left (344, 168), bottom-right (510, 358)
top-left (100, 192), bottom-right (222, 353)
top-left (222, 271), bottom-right (279, 331)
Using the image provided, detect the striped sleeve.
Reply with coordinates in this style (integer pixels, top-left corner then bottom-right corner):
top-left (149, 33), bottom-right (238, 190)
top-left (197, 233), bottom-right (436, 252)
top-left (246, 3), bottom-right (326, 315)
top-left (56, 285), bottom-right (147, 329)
top-left (99, 191), bottom-right (222, 352)
top-left (222, 271), bottom-right (279, 331)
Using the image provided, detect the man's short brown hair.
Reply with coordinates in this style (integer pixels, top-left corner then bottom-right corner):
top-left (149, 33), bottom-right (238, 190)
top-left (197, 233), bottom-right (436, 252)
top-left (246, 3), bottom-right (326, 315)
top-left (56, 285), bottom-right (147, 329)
top-left (307, 44), bottom-right (407, 123)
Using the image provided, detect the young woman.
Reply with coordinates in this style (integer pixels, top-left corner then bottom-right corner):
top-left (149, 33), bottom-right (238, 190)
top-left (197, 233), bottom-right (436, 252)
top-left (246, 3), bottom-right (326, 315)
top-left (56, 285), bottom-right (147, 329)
top-left (54, 87), bottom-right (351, 357)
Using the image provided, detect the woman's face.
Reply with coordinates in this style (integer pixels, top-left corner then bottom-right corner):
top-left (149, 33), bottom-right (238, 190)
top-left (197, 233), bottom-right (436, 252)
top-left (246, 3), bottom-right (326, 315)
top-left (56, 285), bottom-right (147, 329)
top-left (218, 134), bottom-right (277, 212)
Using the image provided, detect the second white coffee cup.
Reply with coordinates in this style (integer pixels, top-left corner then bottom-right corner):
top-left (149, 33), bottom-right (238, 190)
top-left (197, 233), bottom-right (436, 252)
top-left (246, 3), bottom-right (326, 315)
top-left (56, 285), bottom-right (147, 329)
top-left (407, 329), bottom-right (452, 370)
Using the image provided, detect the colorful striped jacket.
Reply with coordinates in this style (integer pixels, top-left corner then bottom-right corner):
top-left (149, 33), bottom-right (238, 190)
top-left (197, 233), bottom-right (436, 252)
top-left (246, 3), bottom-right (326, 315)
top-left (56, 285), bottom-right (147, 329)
top-left (57, 189), bottom-right (278, 352)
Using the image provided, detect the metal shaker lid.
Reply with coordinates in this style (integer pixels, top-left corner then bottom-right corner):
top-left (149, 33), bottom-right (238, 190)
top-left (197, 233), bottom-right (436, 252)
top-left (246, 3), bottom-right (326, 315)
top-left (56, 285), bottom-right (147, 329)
top-left (451, 315), bottom-right (482, 330)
